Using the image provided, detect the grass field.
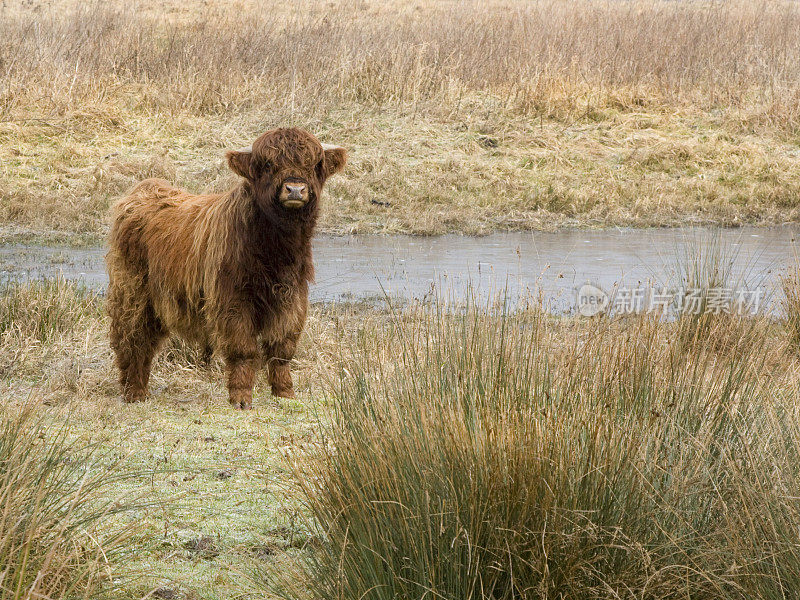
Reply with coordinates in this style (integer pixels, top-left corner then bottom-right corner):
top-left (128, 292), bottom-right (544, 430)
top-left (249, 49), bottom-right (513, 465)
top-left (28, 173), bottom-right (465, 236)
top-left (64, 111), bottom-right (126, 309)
top-left (0, 279), bottom-right (366, 599)
top-left (2, 270), bottom-right (800, 598)
top-left (3, 0), bottom-right (800, 243)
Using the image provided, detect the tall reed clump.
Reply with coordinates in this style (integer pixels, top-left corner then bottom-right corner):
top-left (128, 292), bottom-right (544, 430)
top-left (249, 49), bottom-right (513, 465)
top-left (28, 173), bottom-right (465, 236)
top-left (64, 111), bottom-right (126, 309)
top-left (0, 404), bottom-right (131, 600)
top-left (781, 255), bottom-right (800, 353)
top-left (273, 299), bottom-right (800, 599)
top-left (671, 233), bottom-right (767, 355)
top-left (0, 278), bottom-right (102, 343)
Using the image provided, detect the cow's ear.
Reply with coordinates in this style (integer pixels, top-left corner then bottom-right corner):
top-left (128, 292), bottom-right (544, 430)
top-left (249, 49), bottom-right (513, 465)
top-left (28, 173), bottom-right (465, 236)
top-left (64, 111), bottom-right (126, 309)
top-left (320, 144), bottom-right (347, 180)
top-left (226, 148), bottom-right (253, 180)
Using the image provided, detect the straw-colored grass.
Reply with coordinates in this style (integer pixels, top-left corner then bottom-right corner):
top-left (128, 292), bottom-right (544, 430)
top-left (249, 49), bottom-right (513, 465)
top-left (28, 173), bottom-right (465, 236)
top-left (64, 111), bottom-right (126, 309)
top-left (0, 402), bottom-right (134, 600)
top-left (781, 255), bottom-right (800, 353)
top-left (0, 278), bottom-right (102, 342)
top-left (273, 300), bottom-right (800, 600)
top-left (3, 0), bottom-right (800, 242)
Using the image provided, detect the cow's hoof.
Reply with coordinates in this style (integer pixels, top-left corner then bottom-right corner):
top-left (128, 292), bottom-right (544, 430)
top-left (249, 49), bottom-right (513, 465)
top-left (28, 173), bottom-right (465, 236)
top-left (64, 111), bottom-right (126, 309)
top-left (230, 398), bottom-right (253, 410)
top-left (122, 393), bottom-right (146, 404)
top-left (271, 387), bottom-right (295, 399)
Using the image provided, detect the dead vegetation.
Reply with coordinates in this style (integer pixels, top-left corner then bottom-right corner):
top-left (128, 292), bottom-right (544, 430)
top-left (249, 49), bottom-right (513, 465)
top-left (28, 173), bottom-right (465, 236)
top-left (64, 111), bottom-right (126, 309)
top-left (3, 0), bottom-right (800, 241)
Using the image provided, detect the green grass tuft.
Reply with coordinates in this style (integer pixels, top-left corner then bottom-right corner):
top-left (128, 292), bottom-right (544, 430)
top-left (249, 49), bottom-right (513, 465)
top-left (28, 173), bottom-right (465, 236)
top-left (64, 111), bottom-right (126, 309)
top-left (274, 301), bottom-right (800, 599)
top-left (0, 278), bottom-right (102, 343)
top-left (0, 404), bottom-right (133, 600)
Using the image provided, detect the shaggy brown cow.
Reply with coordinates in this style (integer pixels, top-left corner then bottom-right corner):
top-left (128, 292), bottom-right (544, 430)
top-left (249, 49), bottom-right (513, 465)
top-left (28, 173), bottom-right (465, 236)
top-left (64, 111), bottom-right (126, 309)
top-left (106, 128), bottom-right (346, 409)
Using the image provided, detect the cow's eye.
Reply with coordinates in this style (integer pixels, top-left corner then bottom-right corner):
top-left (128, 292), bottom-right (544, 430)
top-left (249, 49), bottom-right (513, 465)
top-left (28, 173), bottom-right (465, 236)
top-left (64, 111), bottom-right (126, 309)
top-left (254, 161), bottom-right (271, 176)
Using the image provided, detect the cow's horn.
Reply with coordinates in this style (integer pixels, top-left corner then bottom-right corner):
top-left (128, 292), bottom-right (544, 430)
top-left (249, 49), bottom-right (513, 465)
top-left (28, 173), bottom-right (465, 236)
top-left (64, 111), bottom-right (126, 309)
top-left (321, 143), bottom-right (343, 150)
top-left (237, 146), bottom-right (252, 153)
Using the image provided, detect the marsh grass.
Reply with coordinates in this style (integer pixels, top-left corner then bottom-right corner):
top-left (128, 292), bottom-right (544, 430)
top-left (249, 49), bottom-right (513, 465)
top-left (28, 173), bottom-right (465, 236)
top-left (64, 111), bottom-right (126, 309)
top-left (669, 234), bottom-right (771, 356)
top-left (780, 249), bottom-right (800, 353)
top-left (272, 295), bottom-right (800, 599)
top-left (4, 0), bottom-right (800, 123)
top-left (0, 278), bottom-right (101, 343)
top-left (4, 0), bottom-right (800, 238)
top-left (0, 404), bottom-right (134, 600)
top-left (0, 276), bottom-right (798, 598)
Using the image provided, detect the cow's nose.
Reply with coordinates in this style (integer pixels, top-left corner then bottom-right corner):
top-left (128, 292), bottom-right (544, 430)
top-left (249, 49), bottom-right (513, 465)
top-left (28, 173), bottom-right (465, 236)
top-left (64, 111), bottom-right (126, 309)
top-left (285, 183), bottom-right (306, 201)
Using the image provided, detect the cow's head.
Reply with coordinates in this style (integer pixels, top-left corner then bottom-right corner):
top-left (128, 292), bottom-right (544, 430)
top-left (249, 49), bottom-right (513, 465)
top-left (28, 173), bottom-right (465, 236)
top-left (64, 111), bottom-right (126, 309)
top-left (226, 128), bottom-right (346, 213)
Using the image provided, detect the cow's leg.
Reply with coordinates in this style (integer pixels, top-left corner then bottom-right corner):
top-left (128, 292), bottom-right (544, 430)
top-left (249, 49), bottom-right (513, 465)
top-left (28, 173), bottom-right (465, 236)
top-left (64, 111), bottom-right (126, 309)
top-left (263, 297), bottom-right (306, 399)
top-left (263, 333), bottom-right (300, 399)
top-left (217, 315), bottom-right (259, 410)
top-left (224, 351), bottom-right (258, 410)
top-left (109, 287), bottom-right (165, 403)
top-left (120, 323), bottom-right (163, 403)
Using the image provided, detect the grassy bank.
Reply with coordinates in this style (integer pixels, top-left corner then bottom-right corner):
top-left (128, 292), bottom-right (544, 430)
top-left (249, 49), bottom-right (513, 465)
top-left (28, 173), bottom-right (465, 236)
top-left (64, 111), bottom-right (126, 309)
top-left (3, 0), bottom-right (800, 243)
top-left (1, 272), bottom-right (800, 598)
top-left (0, 279), bottom-right (385, 599)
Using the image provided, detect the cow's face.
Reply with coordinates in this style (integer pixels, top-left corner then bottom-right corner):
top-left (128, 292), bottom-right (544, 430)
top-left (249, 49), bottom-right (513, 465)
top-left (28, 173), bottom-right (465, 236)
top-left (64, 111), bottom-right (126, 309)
top-left (226, 128), bottom-right (346, 213)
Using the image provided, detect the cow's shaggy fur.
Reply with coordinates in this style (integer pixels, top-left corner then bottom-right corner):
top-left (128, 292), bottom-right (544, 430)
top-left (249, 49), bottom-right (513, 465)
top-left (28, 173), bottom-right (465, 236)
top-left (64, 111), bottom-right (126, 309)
top-left (106, 128), bottom-right (346, 408)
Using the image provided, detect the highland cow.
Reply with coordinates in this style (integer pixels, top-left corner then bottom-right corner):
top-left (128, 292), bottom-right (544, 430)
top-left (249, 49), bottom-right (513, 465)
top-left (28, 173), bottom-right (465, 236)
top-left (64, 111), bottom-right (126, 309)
top-left (106, 128), bottom-right (346, 409)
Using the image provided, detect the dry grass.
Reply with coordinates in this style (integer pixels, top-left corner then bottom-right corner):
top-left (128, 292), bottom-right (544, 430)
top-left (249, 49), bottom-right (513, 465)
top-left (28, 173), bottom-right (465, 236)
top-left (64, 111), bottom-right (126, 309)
top-left (4, 0), bottom-right (800, 119)
top-left (273, 301), bottom-right (800, 600)
top-left (1, 271), bottom-right (799, 597)
top-left (3, 0), bottom-right (800, 242)
top-left (781, 252), bottom-right (800, 352)
top-left (0, 401), bottom-right (134, 600)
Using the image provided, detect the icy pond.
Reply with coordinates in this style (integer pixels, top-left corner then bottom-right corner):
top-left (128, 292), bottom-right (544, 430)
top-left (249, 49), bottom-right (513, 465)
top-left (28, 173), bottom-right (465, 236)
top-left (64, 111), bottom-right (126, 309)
top-left (2, 226), bottom-right (798, 314)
